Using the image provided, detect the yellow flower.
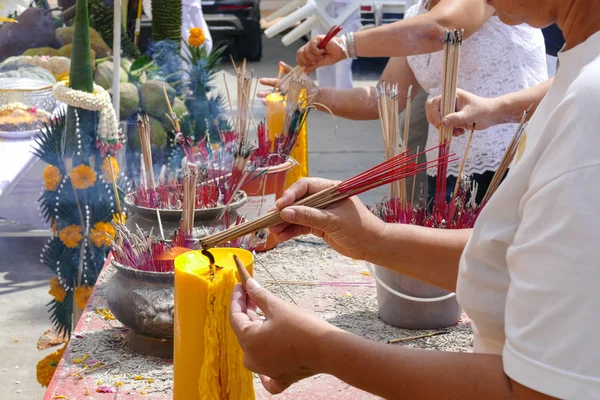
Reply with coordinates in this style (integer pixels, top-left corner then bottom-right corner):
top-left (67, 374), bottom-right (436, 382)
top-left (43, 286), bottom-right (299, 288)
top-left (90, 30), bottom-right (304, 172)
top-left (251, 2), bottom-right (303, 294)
top-left (56, 72), bottom-right (69, 82)
top-left (36, 344), bottom-right (67, 387)
top-left (70, 164), bottom-right (97, 190)
top-left (100, 157), bottom-right (119, 183)
top-left (188, 27), bottom-right (206, 47)
top-left (49, 277), bottom-right (66, 302)
top-left (44, 165), bottom-right (62, 191)
top-left (90, 222), bottom-right (115, 247)
top-left (59, 225), bottom-right (83, 248)
top-left (74, 285), bottom-right (93, 310)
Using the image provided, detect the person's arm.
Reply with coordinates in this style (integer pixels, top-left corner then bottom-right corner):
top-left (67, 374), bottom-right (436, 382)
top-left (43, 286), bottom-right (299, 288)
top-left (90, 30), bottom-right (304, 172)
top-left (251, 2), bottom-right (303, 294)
top-left (298, 0), bottom-right (495, 72)
top-left (230, 279), bottom-right (556, 399)
top-left (270, 178), bottom-right (468, 292)
top-left (258, 58), bottom-right (420, 121)
top-left (426, 79), bottom-right (554, 136)
top-left (317, 330), bottom-right (555, 400)
top-left (314, 57), bottom-right (420, 120)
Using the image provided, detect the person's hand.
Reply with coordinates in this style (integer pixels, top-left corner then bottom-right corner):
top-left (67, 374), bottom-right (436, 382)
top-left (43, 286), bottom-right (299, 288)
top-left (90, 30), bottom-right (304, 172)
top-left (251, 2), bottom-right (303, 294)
top-left (269, 178), bottom-right (385, 261)
top-left (230, 278), bottom-right (338, 394)
top-left (256, 61), bottom-right (320, 105)
top-left (426, 89), bottom-right (502, 136)
top-left (297, 35), bottom-right (347, 74)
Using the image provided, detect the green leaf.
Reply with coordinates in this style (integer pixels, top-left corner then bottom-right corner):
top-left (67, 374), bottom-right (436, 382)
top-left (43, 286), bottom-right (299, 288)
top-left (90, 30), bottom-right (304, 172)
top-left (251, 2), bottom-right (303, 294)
top-left (130, 55), bottom-right (153, 74)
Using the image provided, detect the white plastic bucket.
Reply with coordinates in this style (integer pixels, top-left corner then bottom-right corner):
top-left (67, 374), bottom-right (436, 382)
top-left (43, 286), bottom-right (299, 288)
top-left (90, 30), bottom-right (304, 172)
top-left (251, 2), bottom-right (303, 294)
top-left (367, 263), bottom-right (462, 330)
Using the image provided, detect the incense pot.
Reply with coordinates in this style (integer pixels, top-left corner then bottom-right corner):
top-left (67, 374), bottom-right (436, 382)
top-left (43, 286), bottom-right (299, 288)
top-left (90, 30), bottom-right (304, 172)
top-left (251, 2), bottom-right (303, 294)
top-left (239, 161), bottom-right (293, 251)
top-left (124, 191), bottom-right (247, 238)
top-left (173, 248), bottom-right (255, 400)
top-left (106, 260), bottom-right (176, 358)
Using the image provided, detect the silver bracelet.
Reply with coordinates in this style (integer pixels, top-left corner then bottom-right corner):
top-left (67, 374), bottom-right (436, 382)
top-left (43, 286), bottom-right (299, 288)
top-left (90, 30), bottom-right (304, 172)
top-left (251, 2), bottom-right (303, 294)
top-left (346, 32), bottom-right (358, 59)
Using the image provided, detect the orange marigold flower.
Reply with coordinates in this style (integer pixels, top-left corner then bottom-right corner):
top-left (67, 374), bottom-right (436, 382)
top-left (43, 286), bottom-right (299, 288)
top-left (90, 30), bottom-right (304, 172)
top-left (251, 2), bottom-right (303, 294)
top-left (36, 344), bottom-right (67, 387)
top-left (90, 222), bottom-right (115, 247)
top-left (59, 225), bottom-right (83, 248)
top-left (188, 27), bottom-right (206, 47)
top-left (74, 285), bottom-right (94, 310)
top-left (48, 277), bottom-right (67, 302)
top-left (70, 164), bottom-right (96, 190)
top-left (100, 157), bottom-right (119, 183)
top-left (43, 165), bottom-right (62, 191)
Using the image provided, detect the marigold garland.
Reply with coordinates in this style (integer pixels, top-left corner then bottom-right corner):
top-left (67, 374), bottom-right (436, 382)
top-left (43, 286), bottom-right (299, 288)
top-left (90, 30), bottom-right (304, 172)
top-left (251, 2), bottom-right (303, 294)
top-left (36, 344), bottom-right (67, 387)
top-left (74, 285), bottom-right (93, 310)
top-left (48, 277), bottom-right (67, 302)
top-left (100, 157), bottom-right (119, 183)
top-left (70, 164), bottom-right (97, 190)
top-left (188, 27), bottom-right (206, 47)
top-left (59, 225), bottom-right (83, 248)
top-left (43, 165), bottom-right (62, 191)
top-left (90, 222), bottom-right (115, 247)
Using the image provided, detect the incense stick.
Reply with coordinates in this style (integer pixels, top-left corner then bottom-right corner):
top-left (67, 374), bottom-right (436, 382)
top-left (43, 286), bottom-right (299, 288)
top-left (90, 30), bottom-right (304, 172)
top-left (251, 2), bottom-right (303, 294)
top-left (137, 113), bottom-right (156, 190)
top-left (200, 146), bottom-right (457, 248)
top-left (452, 122), bottom-right (476, 200)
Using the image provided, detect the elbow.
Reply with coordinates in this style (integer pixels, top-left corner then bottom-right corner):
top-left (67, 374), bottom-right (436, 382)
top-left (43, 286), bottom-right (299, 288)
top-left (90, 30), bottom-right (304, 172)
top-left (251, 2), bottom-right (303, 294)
top-left (411, 20), bottom-right (447, 54)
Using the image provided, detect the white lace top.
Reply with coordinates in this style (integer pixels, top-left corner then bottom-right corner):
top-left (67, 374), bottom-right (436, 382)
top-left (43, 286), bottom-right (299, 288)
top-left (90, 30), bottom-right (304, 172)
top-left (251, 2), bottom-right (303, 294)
top-left (405, 2), bottom-right (548, 176)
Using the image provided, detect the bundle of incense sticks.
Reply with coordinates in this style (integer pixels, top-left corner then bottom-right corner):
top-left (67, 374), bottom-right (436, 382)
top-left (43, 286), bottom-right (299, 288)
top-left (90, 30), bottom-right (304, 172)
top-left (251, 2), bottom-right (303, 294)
top-left (138, 113), bottom-right (156, 190)
top-left (434, 29), bottom-right (463, 213)
top-left (111, 223), bottom-right (181, 273)
top-left (181, 165), bottom-right (198, 236)
top-left (197, 213), bottom-right (266, 251)
top-left (199, 146), bottom-right (457, 248)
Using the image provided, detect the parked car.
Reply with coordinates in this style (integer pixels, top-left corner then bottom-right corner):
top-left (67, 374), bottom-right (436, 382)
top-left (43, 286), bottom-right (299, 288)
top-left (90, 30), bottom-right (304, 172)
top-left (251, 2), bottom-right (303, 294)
top-left (359, 0), bottom-right (407, 30)
top-left (201, 0), bottom-right (262, 61)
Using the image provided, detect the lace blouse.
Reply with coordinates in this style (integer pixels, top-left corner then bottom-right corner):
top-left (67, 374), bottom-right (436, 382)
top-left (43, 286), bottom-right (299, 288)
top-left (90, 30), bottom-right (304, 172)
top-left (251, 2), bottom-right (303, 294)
top-left (405, 2), bottom-right (548, 177)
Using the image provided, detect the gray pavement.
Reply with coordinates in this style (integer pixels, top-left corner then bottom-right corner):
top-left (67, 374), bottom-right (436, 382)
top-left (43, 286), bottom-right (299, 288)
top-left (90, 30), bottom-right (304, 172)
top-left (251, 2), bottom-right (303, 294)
top-left (0, 35), bottom-right (385, 398)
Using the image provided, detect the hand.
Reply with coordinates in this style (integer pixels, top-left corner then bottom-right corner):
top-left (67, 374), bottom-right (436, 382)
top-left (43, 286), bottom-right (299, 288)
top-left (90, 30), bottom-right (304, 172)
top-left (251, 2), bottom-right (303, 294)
top-left (297, 35), bottom-right (347, 74)
top-left (230, 278), bottom-right (338, 394)
top-left (269, 178), bottom-right (386, 261)
top-left (425, 89), bottom-right (502, 136)
top-left (256, 61), bottom-right (320, 105)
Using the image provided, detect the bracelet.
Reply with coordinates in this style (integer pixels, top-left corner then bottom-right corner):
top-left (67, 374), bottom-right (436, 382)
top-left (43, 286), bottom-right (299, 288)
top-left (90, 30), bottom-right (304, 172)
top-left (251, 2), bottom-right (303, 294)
top-left (346, 32), bottom-right (358, 59)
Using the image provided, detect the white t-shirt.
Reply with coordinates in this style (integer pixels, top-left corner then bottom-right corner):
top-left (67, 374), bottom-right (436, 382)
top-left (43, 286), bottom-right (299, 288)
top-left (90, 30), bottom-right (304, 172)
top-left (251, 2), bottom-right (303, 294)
top-left (457, 30), bottom-right (600, 398)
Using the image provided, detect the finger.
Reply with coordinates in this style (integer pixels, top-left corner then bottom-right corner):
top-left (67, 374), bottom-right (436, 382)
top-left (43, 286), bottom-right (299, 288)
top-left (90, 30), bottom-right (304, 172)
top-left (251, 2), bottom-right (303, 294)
top-left (229, 284), bottom-right (252, 337)
top-left (260, 375), bottom-right (291, 395)
top-left (245, 278), bottom-right (277, 317)
top-left (441, 110), bottom-right (471, 131)
top-left (280, 206), bottom-right (339, 234)
top-left (425, 96), bottom-right (443, 128)
top-left (296, 46), bottom-right (309, 67)
top-left (275, 178), bottom-right (339, 209)
top-left (275, 223), bottom-right (313, 242)
top-left (269, 221), bottom-right (291, 235)
top-left (259, 78), bottom-right (279, 88)
top-left (452, 127), bottom-right (466, 137)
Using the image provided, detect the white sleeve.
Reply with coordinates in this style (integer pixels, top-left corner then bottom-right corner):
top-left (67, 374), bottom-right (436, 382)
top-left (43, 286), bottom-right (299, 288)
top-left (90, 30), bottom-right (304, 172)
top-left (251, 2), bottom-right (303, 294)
top-left (503, 164), bottom-right (600, 399)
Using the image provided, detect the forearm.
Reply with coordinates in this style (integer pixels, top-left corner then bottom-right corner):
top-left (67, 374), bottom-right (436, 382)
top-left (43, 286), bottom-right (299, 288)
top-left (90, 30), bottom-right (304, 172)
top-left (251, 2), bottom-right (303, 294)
top-left (315, 87), bottom-right (380, 120)
top-left (494, 78), bottom-right (554, 124)
top-left (317, 330), bottom-right (513, 400)
top-left (366, 224), bottom-right (471, 292)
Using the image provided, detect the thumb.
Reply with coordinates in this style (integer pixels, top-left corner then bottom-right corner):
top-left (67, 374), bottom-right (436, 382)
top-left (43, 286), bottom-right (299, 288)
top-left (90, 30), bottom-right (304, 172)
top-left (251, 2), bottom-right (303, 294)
top-left (441, 110), bottom-right (471, 130)
top-left (246, 278), bottom-right (276, 316)
top-left (280, 206), bottom-right (337, 233)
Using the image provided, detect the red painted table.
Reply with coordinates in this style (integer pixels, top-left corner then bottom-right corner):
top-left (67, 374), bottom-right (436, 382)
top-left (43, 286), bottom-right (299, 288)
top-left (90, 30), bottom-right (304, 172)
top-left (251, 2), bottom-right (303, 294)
top-left (43, 239), bottom-right (473, 399)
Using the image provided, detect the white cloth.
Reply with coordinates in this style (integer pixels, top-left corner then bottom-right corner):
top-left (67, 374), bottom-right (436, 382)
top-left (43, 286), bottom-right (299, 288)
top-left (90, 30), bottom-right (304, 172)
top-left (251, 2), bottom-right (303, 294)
top-left (458, 30), bottom-right (600, 398)
top-left (405, 1), bottom-right (548, 177)
top-left (312, 1), bottom-right (360, 89)
top-left (182, 0), bottom-right (213, 56)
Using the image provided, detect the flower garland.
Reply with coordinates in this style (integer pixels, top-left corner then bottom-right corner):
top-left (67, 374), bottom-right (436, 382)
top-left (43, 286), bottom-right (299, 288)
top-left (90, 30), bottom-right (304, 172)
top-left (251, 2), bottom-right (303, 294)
top-left (52, 81), bottom-right (122, 155)
top-left (36, 344), bottom-right (67, 387)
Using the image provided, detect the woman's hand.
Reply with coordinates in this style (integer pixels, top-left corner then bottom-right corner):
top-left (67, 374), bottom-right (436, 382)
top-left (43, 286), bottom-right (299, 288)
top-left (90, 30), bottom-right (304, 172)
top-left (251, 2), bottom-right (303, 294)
top-left (256, 61), bottom-right (320, 105)
top-left (425, 89), bottom-right (502, 136)
top-left (297, 36), bottom-right (347, 74)
top-left (230, 278), bottom-right (338, 394)
top-left (269, 178), bottom-right (386, 261)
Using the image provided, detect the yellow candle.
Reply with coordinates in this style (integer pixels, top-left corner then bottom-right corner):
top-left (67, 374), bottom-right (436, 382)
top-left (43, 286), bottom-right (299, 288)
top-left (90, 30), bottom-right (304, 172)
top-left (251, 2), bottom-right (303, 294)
top-left (173, 248), bottom-right (255, 400)
top-left (266, 91), bottom-right (309, 189)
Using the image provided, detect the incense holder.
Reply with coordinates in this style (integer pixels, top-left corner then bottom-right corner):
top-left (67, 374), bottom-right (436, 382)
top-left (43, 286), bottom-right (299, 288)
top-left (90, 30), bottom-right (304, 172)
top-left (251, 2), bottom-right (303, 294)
top-left (106, 260), bottom-right (175, 358)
